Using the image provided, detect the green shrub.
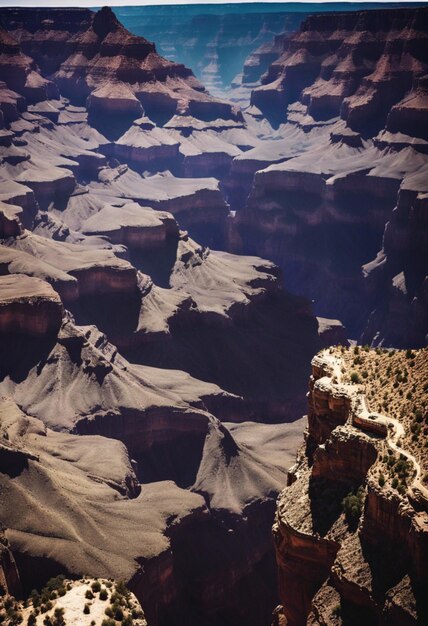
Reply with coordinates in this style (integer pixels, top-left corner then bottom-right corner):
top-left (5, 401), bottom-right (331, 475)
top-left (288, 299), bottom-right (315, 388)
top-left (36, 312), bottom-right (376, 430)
top-left (29, 591), bottom-right (40, 608)
top-left (101, 620), bottom-right (116, 626)
top-left (114, 606), bottom-right (124, 621)
top-left (104, 606), bottom-right (114, 618)
top-left (91, 581), bottom-right (101, 593)
top-left (7, 611), bottom-right (23, 625)
top-left (350, 372), bottom-right (361, 384)
top-left (342, 487), bottom-right (365, 524)
top-left (53, 607), bottom-right (65, 626)
top-left (378, 474), bottom-right (385, 487)
top-left (115, 581), bottom-right (129, 598)
top-left (85, 590), bottom-right (94, 600)
top-left (99, 589), bottom-right (108, 601)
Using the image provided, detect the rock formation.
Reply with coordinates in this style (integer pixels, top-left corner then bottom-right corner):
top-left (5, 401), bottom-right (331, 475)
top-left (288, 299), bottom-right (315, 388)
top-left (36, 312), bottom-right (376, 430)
top-left (114, 4), bottom-right (307, 99)
top-left (273, 345), bottom-right (428, 625)
top-left (229, 6), bottom-right (428, 347)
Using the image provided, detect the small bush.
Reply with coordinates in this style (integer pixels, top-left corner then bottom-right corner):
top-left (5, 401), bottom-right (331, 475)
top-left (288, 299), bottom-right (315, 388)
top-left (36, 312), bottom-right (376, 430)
top-left (105, 606), bottom-right (114, 618)
top-left (342, 487), bottom-right (365, 524)
top-left (91, 581), bottom-right (101, 593)
top-left (29, 591), bottom-right (40, 608)
top-left (101, 620), bottom-right (116, 626)
top-left (350, 372), bottom-right (361, 384)
top-left (40, 602), bottom-right (53, 614)
top-left (99, 589), bottom-right (108, 601)
top-left (53, 608), bottom-right (65, 626)
top-left (115, 581), bottom-right (129, 598)
top-left (114, 606), bottom-right (124, 621)
top-left (378, 474), bottom-right (385, 487)
top-left (85, 590), bottom-right (94, 600)
top-left (84, 604), bottom-right (90, 615)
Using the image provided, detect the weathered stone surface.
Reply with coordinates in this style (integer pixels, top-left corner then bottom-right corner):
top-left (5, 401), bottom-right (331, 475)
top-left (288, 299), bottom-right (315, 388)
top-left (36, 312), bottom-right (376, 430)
top-left (0, 274), bottom-right (62, 335)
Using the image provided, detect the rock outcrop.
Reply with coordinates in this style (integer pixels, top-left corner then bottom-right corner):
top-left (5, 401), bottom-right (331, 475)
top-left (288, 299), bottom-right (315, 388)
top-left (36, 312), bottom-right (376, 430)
top-left (273, 346), bottom-right (428, 626)
top-left (0, 274), bottom-right (62, 336)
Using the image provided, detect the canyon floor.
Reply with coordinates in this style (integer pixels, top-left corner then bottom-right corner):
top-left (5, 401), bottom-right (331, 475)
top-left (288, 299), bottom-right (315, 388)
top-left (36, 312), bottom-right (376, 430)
top-left (0, 3), bottom-right (427, 626)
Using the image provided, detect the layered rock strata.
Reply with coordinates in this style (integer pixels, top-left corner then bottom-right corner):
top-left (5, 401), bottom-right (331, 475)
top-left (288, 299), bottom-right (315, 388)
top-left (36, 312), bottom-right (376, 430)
top-left (1, 6), bottom-right (241, 135)
top-left (229, 7), bottom-right (428, 345)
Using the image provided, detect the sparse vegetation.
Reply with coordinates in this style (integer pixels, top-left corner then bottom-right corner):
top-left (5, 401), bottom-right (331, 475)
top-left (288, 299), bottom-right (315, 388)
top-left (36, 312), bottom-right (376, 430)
top-left (340, 346), bottom-right (427, 475)
top-left (0, 578), bottom-right (143, 626)
top-left (342, 486), bottom-right (365, 524)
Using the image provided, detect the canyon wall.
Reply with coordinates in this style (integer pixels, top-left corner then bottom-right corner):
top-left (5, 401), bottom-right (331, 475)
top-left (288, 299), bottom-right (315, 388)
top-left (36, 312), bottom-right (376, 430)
top-left (230, 6), bottom-right (428, 347)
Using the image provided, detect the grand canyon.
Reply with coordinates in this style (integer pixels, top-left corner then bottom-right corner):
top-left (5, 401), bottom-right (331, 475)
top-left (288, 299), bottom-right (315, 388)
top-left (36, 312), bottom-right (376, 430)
top-left (0, 2), bottom-right (427, 626)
